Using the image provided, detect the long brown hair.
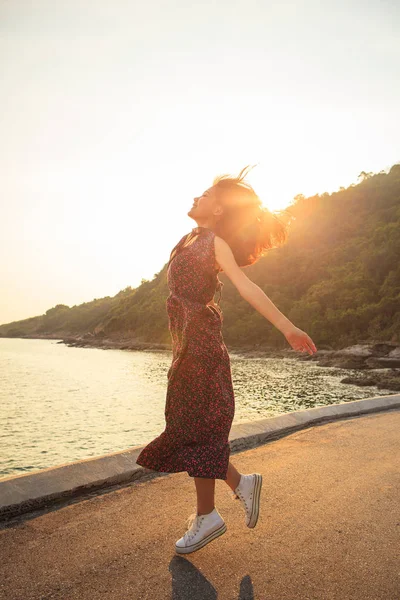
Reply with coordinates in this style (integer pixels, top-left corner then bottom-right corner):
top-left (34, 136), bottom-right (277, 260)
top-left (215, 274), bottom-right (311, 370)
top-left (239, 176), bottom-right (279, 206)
top-left (213, 165), bottom-right (292, 267)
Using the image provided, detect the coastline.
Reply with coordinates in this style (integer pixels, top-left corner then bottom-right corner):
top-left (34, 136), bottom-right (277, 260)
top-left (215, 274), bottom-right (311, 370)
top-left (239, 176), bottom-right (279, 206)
top-left (13, 332), bottom-right (400, 363)
top-left (3, 334), bottom-right (400, 391)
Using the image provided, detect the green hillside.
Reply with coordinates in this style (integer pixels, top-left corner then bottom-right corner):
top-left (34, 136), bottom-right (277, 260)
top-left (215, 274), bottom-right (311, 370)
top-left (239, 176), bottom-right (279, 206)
top-left (1, 163), bottom-right (399, 349)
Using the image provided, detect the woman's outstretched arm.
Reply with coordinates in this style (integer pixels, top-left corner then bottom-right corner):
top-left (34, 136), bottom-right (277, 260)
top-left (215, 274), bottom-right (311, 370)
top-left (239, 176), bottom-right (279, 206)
top-left (214, 235), bottom-right (317, 355)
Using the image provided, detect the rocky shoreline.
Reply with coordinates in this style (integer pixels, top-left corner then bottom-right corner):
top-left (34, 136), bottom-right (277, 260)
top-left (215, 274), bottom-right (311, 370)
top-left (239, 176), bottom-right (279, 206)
top-left (234, 342), bottom-right (400, 392)
top-left (297, 343), bottom-right (400, 392)
top-left (18, 334), bottom-right (400, 392)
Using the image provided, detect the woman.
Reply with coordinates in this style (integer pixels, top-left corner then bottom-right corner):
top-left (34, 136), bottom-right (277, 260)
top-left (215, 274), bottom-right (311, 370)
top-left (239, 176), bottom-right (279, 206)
top-left (136, 166), bottom-right (317, 554)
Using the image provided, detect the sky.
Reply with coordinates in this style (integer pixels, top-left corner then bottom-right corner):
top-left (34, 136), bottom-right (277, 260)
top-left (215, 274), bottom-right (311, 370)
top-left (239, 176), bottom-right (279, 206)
top-left (1, 0), bottom-right (399, 325)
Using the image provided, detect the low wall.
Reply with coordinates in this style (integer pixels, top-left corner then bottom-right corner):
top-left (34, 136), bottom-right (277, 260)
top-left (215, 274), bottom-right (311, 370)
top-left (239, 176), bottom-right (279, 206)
top-left (1, 394), bottom-right (399, 523)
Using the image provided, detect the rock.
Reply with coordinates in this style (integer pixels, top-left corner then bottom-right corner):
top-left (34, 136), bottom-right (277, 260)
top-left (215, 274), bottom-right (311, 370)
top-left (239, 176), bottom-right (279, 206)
top-left (313, 343), bottom-right (400, 370)
top-left (332, 356), bottom-right (370, 369)
top-left (340, 376), bottom-right (377, 387)
top-left (371, 342), bottom-right (398, 356)
top-left (338, 344), bottom-right (374, 357)
top-left (82, 332), bottom-right (95, 339)
top-left (377, 379), bottom-right (400, 391)
top-left (365, 357), bottom-right (400, 369)
top-left (341, 369), bottom-right (400, 391)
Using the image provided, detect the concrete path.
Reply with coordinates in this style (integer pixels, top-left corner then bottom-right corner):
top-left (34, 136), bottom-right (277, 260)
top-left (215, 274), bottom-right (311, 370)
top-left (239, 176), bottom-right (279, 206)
top-left (1, 409), bottom-right (399, 600)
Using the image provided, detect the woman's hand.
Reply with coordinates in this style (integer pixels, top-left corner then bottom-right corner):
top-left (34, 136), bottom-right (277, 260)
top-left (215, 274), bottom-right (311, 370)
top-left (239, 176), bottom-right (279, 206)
top-left (283, 324), bottom-right (317, 355)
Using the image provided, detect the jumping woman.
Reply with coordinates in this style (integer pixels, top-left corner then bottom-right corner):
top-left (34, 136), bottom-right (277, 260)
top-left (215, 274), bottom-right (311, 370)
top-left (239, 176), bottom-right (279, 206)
top-left (136, 166), bottom-right (317, 554)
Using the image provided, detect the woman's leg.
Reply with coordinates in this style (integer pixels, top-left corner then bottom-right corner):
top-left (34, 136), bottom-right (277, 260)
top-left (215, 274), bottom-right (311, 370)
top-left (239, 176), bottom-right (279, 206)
top-left (193, 460), bottom-right (242, 514)
top-left (224, 461), bottom-right (241, 492)
top-left (194, 477), bottom-right (216, 515)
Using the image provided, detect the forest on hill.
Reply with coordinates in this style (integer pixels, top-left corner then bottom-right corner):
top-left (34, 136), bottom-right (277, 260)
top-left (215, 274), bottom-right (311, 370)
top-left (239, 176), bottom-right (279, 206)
top-left (1, 163), bottom-right (399, 350)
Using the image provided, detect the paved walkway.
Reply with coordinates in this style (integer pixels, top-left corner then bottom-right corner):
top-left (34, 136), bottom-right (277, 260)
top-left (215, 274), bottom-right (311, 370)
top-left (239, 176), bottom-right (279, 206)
top-left (1, 409), bottom-right (399, 600)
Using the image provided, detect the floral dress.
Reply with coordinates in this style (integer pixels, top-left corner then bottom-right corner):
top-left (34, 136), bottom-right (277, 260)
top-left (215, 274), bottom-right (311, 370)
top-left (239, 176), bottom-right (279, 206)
top-left (136, 226), bottom-right (235, 479)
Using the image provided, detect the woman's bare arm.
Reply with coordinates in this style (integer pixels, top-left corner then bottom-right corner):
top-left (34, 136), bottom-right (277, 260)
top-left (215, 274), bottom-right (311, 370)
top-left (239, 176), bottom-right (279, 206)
top-left (214, 235), bottom-right (317, 355)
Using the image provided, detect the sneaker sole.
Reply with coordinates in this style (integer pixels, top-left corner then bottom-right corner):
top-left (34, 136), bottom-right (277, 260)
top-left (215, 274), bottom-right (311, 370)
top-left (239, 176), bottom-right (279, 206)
top-left (247, 474), bottom-right (263, 528)
top-left (175, 522), bottom-right (227, 554)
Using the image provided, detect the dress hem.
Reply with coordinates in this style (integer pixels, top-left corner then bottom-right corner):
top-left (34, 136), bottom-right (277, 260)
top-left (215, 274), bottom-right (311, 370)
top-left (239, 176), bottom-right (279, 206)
top-left (136, 462), bottom-right (229, 480)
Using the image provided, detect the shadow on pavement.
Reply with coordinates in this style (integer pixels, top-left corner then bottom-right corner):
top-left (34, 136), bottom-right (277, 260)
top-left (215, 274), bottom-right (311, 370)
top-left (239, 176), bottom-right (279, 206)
top-left (170, 556), bottom-right (254, 599)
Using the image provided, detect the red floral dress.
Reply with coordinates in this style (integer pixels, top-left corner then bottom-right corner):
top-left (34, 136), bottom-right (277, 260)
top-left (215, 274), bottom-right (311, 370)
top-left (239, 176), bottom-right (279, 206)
top-left (136, 226), bottom-right (235, 479)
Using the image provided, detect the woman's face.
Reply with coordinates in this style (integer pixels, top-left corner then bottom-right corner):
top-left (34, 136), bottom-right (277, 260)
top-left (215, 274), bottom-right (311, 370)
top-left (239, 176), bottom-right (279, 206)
top-left (187, 185), bottom-right (222, 224)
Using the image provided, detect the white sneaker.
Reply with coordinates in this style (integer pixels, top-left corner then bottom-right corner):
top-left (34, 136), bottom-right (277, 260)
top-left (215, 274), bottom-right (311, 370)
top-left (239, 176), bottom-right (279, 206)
top-left (230, 473), bottom-right (263, 528)
top-left (175, 508), bottom-right (227, 554)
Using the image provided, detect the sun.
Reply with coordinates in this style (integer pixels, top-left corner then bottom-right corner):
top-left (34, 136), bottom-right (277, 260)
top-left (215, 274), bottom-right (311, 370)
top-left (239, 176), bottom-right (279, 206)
top-left (242, 167), bottom-right (294, 213)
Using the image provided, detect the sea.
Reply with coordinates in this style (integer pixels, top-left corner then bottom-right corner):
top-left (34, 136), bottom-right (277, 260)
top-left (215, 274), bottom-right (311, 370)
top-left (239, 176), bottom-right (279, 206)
top-left (0, 337), bottom-right (396, 480)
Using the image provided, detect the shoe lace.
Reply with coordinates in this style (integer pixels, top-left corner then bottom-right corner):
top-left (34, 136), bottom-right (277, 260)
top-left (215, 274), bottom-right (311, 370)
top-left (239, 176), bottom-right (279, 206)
top-left (184, 513), bottom-right (204, 542)
top-left (230, 479), bottom-right (253, 509)
top-left (238, 491), bottom-right (250, 508)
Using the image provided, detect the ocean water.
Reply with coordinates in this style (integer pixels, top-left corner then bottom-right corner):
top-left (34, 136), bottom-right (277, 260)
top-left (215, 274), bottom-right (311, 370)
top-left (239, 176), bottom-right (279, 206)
top-left (0, 338), bottom-right (396, 480)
